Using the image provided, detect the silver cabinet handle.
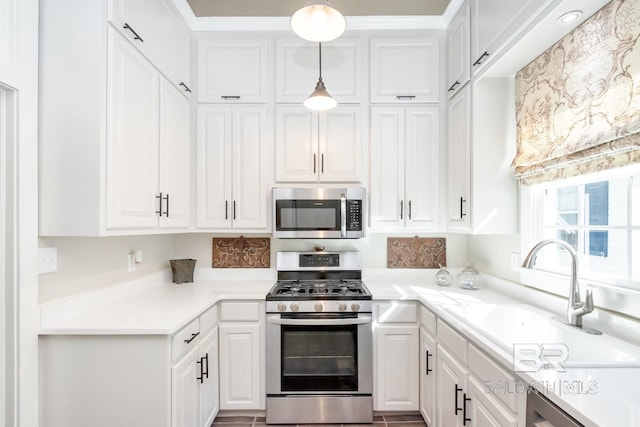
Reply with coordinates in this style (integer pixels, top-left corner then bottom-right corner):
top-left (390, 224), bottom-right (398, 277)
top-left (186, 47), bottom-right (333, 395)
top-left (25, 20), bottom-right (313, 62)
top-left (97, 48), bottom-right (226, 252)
top-left (267, 315), bottom-right (372, 326)
top-left (408, 200), bottom-right (412, 220)
top-left (340, 193), bottom-right (347, 237)
top-left (313, 153), bottom-right (317, 174)
top-left (123, 23), bottom-right (143, 42)
top-left (400, 200), bottom-right (404, 220)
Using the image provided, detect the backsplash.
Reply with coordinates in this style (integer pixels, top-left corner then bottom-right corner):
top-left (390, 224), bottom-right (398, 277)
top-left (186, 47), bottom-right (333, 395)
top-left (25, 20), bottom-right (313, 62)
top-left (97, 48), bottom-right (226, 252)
top-left (387, 237), bottom-right (446, 268)
top-left (212, 237), bottom-right (270, 268)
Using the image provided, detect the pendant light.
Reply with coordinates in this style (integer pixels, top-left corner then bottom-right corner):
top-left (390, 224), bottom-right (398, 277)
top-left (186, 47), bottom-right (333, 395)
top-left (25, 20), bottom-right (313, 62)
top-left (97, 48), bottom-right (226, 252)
top-left (304, 43), bottom-right (337, 111)
top-left (291, 0), bottom-right (346, 43)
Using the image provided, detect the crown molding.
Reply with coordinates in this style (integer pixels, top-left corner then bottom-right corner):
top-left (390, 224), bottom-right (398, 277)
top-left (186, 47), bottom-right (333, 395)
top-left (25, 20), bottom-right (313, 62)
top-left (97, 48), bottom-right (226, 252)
top-left (171, 0), bottom-right (448, 32)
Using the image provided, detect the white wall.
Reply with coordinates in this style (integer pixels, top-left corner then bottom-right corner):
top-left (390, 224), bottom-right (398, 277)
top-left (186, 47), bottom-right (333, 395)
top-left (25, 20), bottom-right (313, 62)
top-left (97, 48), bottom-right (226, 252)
top-left (38, 235), bottom-right (174, 303)
top-left (467, 233), bottom-right (521, 282)
top-left (171, 232), bottom-right (468, 270)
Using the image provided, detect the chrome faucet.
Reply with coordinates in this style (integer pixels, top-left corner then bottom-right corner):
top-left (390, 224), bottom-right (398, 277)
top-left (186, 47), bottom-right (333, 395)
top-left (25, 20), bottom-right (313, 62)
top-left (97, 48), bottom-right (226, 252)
top-left (522, 239), bottom-right (601, 334)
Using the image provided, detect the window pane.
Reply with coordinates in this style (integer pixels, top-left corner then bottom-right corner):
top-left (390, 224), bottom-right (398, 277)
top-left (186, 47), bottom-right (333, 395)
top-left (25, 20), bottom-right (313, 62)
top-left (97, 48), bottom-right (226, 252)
top-left (592, 176), bottom-right (627, 227)
top-left (582, 229), bottom-right (628, 280)
top-left (633, 175), bottom-right (640, 226)
top-left (633, 230), bottom-right (640, 282)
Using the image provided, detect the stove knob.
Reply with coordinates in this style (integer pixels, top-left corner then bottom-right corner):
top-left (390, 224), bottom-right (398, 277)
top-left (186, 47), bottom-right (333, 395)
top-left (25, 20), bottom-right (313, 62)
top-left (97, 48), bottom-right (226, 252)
top-left (314, 303), bottom-right (324, 312)
top-left (290, 303), bottom-right (299, 312)
top-left (351, 303), bottom-right (360, 312)
top-left (277, 303), bottom-right (287, 312)
top-left (338, 303), bottom-right (347, 312)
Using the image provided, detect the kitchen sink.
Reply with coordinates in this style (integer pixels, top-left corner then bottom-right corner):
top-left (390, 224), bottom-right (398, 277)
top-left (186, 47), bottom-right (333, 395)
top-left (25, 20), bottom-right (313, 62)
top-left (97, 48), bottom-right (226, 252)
top-left (441, 303), bottom-right (640, 368)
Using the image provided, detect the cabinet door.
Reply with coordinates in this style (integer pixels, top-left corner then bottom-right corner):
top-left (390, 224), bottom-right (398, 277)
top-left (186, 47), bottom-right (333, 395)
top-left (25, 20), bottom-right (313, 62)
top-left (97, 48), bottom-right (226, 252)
top-left (437, 346), bottom-right (468, 427)
top-left (219, 324), bottom-right (263, 410)
top-left (447, 85), bottom-right (471, 231)
top-left (106, 28), bottom-right (160, 229)
top-left (197, 106), bottom-right (233, 228)
top-left (275, 38), bottom-right (362, 103)
top-left (199, 328), bottom-right (219, 427)
top-left (471, 0), bottom-right (542, 72)
top-left (232, 107), bottom-right (270, 229)
top-left (172, 346), bottom-right (200, 427)
top-left (374, 325), bottom-right (419, 411)
top-left (370, 107), bottom-right (405, 229)
top-left (467, 375), bottom-right (518, 427)
top-left (275, 106), bottom-right (318, 182)
top-left (419, 329), bottom-right (437, 427)
top-left (159, 79), bottom-right (191, 229)
top-left (405, 106), bottom-right (441, 230)
top-left (370, 38), bottom-right (440, 103)
top-left (318, 105), bottom-right (362, 182)
top-left (447, 2), bottom-right (470, 97)
top-left (197, 39), bottom-right (269, 103)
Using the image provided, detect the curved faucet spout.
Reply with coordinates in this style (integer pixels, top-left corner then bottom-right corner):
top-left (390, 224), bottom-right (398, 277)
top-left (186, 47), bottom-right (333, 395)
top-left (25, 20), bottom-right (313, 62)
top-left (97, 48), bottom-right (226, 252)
top-left (522, 239), bottom-right (594, 328)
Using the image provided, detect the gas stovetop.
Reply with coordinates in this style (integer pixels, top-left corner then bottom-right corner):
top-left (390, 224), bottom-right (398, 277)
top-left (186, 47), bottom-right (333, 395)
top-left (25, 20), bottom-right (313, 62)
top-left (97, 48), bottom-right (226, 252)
top-left (267, 279), bottom-right (371, 300)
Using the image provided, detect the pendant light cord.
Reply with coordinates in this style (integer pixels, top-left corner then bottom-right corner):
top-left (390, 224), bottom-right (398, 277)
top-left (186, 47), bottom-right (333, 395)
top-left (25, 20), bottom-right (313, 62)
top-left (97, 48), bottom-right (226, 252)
top-left (318, 42), bottom-right (323, 81)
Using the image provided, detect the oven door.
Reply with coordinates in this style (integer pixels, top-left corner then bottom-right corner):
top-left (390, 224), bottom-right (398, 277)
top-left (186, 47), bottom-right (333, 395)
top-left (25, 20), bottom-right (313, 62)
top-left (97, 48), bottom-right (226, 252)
top-left (266, 313), bottom-right (373, 395)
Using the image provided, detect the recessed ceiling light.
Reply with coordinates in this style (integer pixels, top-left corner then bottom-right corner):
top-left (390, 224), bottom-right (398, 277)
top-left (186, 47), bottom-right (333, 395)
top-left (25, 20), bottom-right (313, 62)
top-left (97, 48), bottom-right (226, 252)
top-left (557, 10), bottom-right (583, 24)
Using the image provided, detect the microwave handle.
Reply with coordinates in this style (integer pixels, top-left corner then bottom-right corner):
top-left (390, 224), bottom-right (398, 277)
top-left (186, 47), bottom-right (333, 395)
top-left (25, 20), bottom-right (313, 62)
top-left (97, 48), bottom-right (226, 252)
top-left (340, 193), bottom-right (347, 237)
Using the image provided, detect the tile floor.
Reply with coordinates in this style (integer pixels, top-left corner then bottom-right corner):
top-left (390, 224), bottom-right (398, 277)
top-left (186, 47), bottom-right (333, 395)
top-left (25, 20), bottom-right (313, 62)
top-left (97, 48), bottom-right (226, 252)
top-left (212, 413), bottom-right (427, 427)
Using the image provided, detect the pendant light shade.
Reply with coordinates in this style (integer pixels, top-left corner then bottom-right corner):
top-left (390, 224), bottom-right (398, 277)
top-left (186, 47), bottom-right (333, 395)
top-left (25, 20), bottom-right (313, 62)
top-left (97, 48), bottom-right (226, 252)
top-left (291, 0), bottom-right (346, 42)
top-left (304, 43), bottom-right (337, 111)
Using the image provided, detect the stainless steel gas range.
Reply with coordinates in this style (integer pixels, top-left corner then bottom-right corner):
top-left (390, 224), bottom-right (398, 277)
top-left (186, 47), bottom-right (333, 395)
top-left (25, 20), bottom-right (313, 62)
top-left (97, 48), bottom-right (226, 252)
top-left (265, 251), bottom-right (373, 425)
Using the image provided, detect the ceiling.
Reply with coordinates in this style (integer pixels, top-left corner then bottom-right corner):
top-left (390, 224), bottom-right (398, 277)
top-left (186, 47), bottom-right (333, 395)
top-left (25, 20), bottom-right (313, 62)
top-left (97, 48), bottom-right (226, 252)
top-left (185, 0), bottom-right (452, 17)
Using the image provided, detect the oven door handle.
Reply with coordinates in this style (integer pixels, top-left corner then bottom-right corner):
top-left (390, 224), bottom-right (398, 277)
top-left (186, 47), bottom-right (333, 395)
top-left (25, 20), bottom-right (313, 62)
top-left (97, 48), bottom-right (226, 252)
top-left (267, 315), bottom-right (372, 326)
top-left (340, 193), bottom-right (347, 238)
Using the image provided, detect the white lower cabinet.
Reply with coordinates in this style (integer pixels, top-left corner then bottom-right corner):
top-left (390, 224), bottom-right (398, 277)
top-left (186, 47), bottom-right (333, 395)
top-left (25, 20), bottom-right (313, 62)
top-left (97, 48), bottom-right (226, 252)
top-left (170, 326), bottom-right (219, 427)
top-left (39, 305), bottom-right (219, 427)
top-left (374, 302), bottom-right (419, 411)
top-left (435, 318), bottom-right (525, 427)
top-left (419, 326), bottom-right (437, 426)
top-left (218, 301), bottom-right (265, 410)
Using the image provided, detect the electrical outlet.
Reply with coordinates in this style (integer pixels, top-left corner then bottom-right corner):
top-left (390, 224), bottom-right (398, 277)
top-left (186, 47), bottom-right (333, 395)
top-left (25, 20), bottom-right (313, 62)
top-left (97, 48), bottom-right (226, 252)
top-left (510, 252), bottom-right (520, 271)
top-left (38, 247), bottom-right (58, 274)
top-left (127, 253), bottom-right (136, 272)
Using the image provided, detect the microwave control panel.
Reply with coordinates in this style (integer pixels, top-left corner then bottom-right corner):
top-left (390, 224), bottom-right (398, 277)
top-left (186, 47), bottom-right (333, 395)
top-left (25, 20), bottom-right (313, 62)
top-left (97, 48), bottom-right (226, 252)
top-left (347, 200), bottom-right (362, 231)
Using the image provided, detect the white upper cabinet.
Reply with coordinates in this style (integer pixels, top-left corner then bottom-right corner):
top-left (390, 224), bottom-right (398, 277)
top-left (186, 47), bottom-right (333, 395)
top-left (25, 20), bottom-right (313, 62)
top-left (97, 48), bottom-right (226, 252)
top-left (370, 38), bottom-right (440, 103)
top-left (197, 38), bottom-right (270, 103)
top-left (275, 38), bottom-right (362, 104)
top-left (370, 106), bottom-right (442, 231)
top-left (107, 29), bottom-right (192, 231)
top-left (470, 0), bottom-right (545, 73)
top-left (446, 85), bottom-right (471, 232)
top-left (275, 105), bottom-right (363, 183)
top-left (39, 0), bottom-right (193, 236)
top-left (447, 1), bottom-right (470, 97)
top-left (197, 106), bottom-right (271, 230)
top-left (106, 29), bottom-right (161, 229)
top-left (108, 0), bottom-right (191, 93)
top-left (158, 79), bottom-right (192, 229)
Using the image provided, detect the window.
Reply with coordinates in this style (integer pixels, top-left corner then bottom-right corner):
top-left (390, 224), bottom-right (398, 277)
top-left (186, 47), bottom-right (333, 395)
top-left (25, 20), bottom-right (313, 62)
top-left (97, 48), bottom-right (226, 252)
top-left (528, 166), bottom-right (640, 290)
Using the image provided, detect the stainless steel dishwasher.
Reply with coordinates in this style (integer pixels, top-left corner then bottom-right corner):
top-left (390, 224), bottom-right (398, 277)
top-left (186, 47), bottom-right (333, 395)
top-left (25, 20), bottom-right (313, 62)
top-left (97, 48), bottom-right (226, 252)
top-left (526, 391), bottom-right (584, 427)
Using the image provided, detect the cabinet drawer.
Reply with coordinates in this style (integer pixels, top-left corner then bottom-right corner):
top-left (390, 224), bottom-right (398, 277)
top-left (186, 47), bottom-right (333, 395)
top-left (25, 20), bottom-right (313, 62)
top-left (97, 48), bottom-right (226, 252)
top-left (468, 343), bottom-right (519, 413)
top-left (376, 302), bottom-right (418, 323)
top-left (172, 317), bottom-right (200, 360)
top-left (420, 305), bottom-right (437, 335)
top-left (220, 301), bottom-right (261, 322)
top-left (437, 318), bottom-right (467, 364)
top-left (200, 304), bottom-right (218, 333)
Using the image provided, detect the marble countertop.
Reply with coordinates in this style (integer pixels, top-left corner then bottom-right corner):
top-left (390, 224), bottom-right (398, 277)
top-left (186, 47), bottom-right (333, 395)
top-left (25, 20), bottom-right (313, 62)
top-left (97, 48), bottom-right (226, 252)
top-left (39, 267), bottom-right (640, 427)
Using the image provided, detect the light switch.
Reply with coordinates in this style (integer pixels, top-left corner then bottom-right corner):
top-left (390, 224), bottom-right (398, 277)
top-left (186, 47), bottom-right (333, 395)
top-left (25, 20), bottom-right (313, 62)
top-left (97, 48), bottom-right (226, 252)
top-left (38, 247), bottom-right (58, 274)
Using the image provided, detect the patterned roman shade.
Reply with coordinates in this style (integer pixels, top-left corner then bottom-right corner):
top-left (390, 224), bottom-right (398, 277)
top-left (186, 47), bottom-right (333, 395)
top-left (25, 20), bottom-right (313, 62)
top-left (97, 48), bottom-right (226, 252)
top-left (512, 0), bottom-right (640, 185)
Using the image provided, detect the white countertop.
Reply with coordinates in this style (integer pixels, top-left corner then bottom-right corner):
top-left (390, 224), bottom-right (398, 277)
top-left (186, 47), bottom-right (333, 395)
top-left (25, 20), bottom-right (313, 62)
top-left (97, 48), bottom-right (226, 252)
top-left (39, 267), bottom-right (640, 427)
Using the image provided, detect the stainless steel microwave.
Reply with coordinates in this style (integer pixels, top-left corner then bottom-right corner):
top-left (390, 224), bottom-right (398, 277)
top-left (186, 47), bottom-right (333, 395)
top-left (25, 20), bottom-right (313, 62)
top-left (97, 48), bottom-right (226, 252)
top-left (272, 187), bottom-right (366, 239)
